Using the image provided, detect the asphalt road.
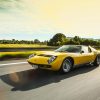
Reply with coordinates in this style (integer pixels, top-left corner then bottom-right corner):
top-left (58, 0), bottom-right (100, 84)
top-left (0, 60), bottom-right (100, 100)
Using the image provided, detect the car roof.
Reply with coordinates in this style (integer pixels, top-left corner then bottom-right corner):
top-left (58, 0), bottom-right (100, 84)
top-left (63, 45), bottom-right (88, 47)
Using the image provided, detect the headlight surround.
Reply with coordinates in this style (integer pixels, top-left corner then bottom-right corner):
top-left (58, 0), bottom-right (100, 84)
top-left (48, 56), bottom-right (57, 64)
top-left (29, 54), bottom-right (36, 59)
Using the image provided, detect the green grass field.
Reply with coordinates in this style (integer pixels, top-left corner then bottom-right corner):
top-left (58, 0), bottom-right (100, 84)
top-left (0, 51), bottom-right (35, 60)
top-left (0, 44), bottom-right (48, 48)
top-left (0, 44), bottom-right (56, 60)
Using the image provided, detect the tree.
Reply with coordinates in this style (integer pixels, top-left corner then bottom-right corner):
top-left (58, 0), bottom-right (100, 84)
top-left (73, 36), bottom-right (81, 42)
top-left (34, 39), bottom-right (40, 44)
top-left (65, 36), bottom-right (81, 45)
top-left (48, 33), bottom-right (67, 46)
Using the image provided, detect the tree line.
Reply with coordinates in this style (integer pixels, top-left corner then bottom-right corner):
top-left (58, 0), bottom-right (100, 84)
top-left (0, 39), bottom-right (47, 45)
top-left (47, 33), bottom-right (100, 46)
top-left (0, 33), bottom-right (100, 46)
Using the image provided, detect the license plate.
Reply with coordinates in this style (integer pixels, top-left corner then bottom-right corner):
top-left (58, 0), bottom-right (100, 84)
top-left (32, 65), bottom-right (38, 69)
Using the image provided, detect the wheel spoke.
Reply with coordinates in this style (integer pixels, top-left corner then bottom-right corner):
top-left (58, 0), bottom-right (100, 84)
top-left (62, 60), bottom-right (71, 72)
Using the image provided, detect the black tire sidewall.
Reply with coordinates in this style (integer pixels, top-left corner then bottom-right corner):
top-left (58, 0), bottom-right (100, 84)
top-left (59, 58), bottom-right (72, 74)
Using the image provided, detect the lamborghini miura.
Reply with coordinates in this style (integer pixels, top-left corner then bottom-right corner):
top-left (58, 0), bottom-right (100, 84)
top-left (27, 45), bottom-right (100, 73)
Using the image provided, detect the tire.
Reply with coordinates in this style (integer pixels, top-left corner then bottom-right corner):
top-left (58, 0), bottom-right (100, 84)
top-left (93, 55), bottom-right (100, 66)
top-left (59, 58), bottom-right (72, 73)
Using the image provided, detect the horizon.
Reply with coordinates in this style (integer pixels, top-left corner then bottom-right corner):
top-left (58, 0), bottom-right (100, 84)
top-left (0, 33), bottom-right (99, 41)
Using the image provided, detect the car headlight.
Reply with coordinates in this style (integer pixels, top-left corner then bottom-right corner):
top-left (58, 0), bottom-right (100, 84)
top-left (48, 56), bottom-right (57, 64)
top-left (29, 54), bottom-right (36, 58)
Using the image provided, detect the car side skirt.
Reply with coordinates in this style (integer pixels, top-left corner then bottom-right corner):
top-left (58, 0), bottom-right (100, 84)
top-left (74, 61), bottom-right (94, 68)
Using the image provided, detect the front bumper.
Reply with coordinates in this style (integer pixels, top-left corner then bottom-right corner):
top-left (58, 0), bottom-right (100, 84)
top-left (27, 55), bottom-right (64, 71)
top-left (28, 61), bottom-right (51, 69)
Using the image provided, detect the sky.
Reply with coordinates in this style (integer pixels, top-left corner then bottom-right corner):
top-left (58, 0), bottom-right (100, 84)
top-left (0, 0), bottom-right (100, 41)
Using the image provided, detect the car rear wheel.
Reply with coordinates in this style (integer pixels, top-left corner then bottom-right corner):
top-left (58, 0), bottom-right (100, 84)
top-left (93, 55), bottom-right (100, 66)
top-left (59, 58), bottom-right (72, 73)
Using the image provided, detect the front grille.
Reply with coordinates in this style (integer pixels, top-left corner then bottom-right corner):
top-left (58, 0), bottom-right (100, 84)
top-left (39, 65), bottom-right (51, 68)
top-left (38, 54), bottom-right (52, 57)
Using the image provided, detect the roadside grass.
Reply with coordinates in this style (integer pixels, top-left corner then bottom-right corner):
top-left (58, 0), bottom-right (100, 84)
top-left (0, 51), bottom-right (35, 60)
top-left (0, 46), bottom-right (57, 60)
top-left (0, 44), bottom-right (48, 48)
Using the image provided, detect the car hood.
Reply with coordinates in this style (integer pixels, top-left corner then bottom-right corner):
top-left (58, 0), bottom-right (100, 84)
top-left (34, 51), bottom-right (65, 57)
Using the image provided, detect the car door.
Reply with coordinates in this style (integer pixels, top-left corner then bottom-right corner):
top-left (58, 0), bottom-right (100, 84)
top-left (80, 46), bottom-right (94, 64)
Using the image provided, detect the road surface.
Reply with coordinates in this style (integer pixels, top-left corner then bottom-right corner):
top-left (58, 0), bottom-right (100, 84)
top-left (0, 59), bottom-right (100, 100)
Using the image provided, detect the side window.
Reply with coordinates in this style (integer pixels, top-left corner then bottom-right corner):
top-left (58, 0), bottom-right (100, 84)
top-left (82, 46), bottom-right (89, 53)
top-left (88, 47), bottom-right (92, 53)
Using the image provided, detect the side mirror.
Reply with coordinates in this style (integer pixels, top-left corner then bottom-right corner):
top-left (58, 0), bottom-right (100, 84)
top-left (80, 51), bottom-right (84, 54)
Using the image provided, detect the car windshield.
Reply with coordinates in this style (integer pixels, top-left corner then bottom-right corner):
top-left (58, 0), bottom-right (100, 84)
top-left (55, 45), bottom-right (82, 53)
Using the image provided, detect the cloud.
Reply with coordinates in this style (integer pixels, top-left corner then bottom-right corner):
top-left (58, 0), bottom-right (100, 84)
top-left (0, 0), bottom-right (22, 12)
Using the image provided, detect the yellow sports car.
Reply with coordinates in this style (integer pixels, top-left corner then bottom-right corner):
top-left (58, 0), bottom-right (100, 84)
top-left (27, 45), bottom-right (100, 73)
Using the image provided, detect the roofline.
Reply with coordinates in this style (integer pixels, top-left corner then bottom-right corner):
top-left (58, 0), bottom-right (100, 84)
top-left (63, 45), bottom-right (89, 47)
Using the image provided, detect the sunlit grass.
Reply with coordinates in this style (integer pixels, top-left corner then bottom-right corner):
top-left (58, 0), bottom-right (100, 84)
top-left (0, 51), bottom-right (35, 60)
top-left (0, 44), bottom-right (48, 48)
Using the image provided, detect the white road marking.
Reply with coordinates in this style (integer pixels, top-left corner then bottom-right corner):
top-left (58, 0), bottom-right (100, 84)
top-left (0, 62), bottom-right (28, 67)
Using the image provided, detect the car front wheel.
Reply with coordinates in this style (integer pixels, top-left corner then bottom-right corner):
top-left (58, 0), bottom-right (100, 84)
top-left (59, 58), bottom-right (72, 73)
